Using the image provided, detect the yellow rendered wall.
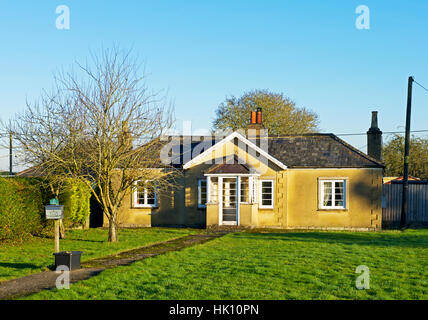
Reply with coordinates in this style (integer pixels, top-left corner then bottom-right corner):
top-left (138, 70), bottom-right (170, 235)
top-left (181, 165), bottom-right (211, 227)
top-left (115, 191), bottom-right (152, 227)
top-left (190, 139), bottom-right (286, 228)
top-left (286, 168), bottom-right (383, 230)
top-left (112, 170), bottom-right (188, 228)
top-left (104, 172), bottom-right (152, 227)
top-left (112, 137), bottom-right (382, 231)
top-left (189, 139), bottom-right (279, 177)
top-left (206, 203), bottom-right (219, 226)
top-left (239, 204), bottom-right (253, 226)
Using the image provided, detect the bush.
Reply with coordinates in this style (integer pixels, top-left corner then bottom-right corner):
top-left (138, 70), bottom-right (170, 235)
top-left (59, 179), bottom-right (92, 228)
top-left (0, 177), bottom-right (93, 242)
top-left (0, 177), bottom-right (47, 241)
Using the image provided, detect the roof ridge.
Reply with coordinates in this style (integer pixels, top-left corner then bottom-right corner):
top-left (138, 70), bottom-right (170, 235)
top-left (268, 133), bottom-right (333, 137)
top-left (164, 133), bottom-right (330, 139)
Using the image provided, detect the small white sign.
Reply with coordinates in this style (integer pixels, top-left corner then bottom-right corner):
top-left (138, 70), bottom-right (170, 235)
top-left (45, 205), bottom-right (64, 220)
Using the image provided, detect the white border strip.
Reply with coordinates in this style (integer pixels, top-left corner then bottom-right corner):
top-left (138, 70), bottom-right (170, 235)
top-left (183, 132), bottom-right (287, 170)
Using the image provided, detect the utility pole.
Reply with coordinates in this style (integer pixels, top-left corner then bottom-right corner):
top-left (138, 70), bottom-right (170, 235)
top-left (401, 76), bottom-right (414, 229)
top-left (9, 131), bottom-right (12, 176)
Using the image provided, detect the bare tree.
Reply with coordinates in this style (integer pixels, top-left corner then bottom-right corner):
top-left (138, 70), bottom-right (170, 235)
top-left (7, 48), bottom-right (177, 242)
top-left (4, 97), bottom-right (73, 238)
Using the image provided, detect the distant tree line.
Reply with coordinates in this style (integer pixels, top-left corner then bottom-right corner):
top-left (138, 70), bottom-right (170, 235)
top-left (383, 134), bottom-right (428, 180)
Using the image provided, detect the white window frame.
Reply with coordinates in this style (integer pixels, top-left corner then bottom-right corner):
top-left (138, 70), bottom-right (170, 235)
top-left (319, 179), bottom-right (346, 210)
top-left (198, 178), bottom-right (207, 208)
top-left (259, 179), bottom-right (274, 209)
top-left (239, 177), bottom-right (250, 204)
top-left (133, 180), bottom-right (158, 208)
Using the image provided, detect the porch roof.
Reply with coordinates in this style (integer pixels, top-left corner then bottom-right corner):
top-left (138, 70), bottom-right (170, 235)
top-left (205, 162), bottom-right (251, 175)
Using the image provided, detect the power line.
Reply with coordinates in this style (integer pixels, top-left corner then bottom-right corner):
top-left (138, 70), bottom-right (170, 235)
top-left (413, 79), bottom-right (428, 94)
top-left (336, 129), bottom-right (428, 137)
top-left (0, 130), bottom-right (427, 140)
top-left (358, 144), bottom-right (367, 149)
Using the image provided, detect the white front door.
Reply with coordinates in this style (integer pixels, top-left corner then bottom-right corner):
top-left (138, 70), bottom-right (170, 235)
top-left (220, 177), bottom-right (238, 225)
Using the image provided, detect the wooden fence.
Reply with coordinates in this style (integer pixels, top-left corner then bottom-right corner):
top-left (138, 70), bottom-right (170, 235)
top-left (382, 182), bottom-right (428, 227)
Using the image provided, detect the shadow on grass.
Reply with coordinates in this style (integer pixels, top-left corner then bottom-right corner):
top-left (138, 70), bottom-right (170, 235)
top-left (232, 231), bottom-right (428, 249)
top-left (0, 262), bottom-right (40, 270)
top-left (64, 239), bottom-right (105, 243)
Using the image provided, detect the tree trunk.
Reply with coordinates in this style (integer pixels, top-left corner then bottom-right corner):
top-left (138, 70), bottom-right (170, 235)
top-left (108, 214), bottom-right (118, 242)
top-left (59, 219), bottom-right (66, 239)
top-left (84, 214), bottom-right (90, 230)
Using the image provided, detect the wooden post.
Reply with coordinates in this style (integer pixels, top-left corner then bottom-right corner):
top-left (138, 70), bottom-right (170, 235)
top-left (9, 131), bottom-right (12, 176)
top-left (55, 220), bottom-right (60, 253)
top-left (59, 219), bottom-right (66, 238)
top-left (401, 76), bottom-right (414, 230)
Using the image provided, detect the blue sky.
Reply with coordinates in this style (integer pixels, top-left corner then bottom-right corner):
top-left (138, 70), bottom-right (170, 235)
top-left (0, 0), bottom-right (427, 170)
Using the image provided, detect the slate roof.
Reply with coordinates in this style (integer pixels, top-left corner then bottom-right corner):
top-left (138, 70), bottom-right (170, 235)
top-left (206, 163), bottom-right (251, 174)
top-left (267, 134), bottom-right (384, 168)
top-left (160, 133), bottom-right (384, 169)
top-left (16, 133), bottom-right (383, 176)
top-left (205, 155), bottom-right (253, 174)
top-left (15, 166), bottom-right (44, 177)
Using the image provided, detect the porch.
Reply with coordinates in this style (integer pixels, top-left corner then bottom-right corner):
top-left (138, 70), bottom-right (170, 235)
top-left (204, 172), bottom-right (263, 227)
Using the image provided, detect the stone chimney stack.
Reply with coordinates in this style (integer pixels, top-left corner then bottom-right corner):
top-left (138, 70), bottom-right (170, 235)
top-left (367, 111), bottom-right (382, 161)
top-left (247, 107), bottom-right (264, 130)
top-left (247, 108), bottom-right (266, 148)
top-left (120, 121), bottom-right (133, 151)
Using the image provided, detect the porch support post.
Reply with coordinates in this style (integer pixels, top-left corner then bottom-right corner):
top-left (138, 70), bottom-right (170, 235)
top-left (207, 176), bottom-right (211, 203)
top-left (237, 176), bottom-right (240, 226)
top-left (218, 177), bottom-right (223, 226)
top-left (249, 176), bottom-right (253, 204)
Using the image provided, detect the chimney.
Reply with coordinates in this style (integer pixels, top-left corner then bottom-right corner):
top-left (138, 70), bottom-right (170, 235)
top-left (250, 111), bottom-right (257, 124)
top-left (256, 107), bottom-right (262, 124)
top-left (247, 108), bottom-right (266, 147)
top-left (247, 108), bottom-right (264, 130)
top-left (120, 121), bottom-right (133, 151)
top-left (367, 111), bottom-right (382, 161)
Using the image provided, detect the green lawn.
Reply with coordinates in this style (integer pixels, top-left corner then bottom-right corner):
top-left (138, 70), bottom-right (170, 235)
top-left (23, 229), bottom-right (428, 300)
top-left (0, 228), bottom-right (196, 282)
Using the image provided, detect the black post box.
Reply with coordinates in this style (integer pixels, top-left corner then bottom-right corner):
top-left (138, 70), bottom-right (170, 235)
top-left (53, 251), bottom-right (83, 271)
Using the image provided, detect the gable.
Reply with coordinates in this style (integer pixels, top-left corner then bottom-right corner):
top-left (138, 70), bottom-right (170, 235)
top-left (182, 132), bottom-right (288, 170)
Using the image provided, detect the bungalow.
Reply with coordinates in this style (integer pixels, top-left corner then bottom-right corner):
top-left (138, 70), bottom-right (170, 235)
top-left (113, 110), bottom-right (384, 230)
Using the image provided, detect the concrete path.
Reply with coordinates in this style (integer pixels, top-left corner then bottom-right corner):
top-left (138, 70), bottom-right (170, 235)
top-left (0, 231), bottom-right (231, 300)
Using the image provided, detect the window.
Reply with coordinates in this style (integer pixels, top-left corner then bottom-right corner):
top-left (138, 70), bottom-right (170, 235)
top-left (259, 180), bottom-right (274, 209)
top-left (133, 180), bottom-right (158, 208)
top-left (319, 179), bottom-right (346, 209)
top-left (198, 179), bottom-right (207, 208)
top-left (209, 177), bottom-right (218, 203)
top-left (240, 177), bottom-right (249, 203)
top-left (251, 177), bottom-right (258, 204)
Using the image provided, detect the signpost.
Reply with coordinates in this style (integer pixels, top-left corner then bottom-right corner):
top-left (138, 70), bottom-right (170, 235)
top-left (45, 205), bottom-right (64, 220)
top-left (45, 199), bottom-right (83, 271)
top-left (45, 201), bottom-right (64, 253)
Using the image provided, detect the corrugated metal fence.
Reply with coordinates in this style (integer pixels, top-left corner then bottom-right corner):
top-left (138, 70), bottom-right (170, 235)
top-left (382, 182), bottom-right (428, 227)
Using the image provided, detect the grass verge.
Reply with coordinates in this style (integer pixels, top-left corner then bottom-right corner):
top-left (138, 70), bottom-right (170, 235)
top-left (24, 229), bottom-right (428, 300)
top-left (0, 227), bottom-right (196, 282)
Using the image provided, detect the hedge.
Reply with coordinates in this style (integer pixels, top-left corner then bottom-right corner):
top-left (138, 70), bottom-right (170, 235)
top-left (59, 179), bottom-right (92, 228)
top-left (0, 177), bottom-right (93, 242)
top-left (0, 177), bottom-right (48, 241)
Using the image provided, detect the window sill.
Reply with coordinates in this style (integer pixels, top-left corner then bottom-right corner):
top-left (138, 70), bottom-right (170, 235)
top-left (132, 206), bottom-right (158, 209)
top-left (258, 206), bottom-right (274, 210)
top-left (317, 208), bottom-right (348, 212)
